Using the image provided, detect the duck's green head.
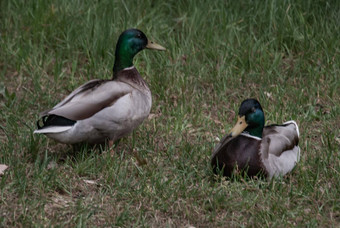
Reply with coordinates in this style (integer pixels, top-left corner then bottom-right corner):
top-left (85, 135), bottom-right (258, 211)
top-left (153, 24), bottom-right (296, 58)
top-left (229, 99), bottom-right (265, 138)
top-left (113, 29), bottom-right (166, 76)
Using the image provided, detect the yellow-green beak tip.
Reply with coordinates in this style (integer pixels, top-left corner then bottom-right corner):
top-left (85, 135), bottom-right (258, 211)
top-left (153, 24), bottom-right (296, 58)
top-left (146, 41), bottom-right (166, 51)
top-left (229, 116), bottom-right (248, 137)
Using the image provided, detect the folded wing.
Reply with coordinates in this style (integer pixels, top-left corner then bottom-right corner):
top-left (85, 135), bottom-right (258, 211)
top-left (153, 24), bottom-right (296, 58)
top-left (40, 79), bottom-right (133, 121)
top-left (260, 121), bottom-right (300, 178)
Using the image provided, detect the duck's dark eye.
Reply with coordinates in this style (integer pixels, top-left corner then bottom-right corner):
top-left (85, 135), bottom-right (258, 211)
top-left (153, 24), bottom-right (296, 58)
top-left (136, 33), bottom-right (142, 39)
top-left (251, 107), bottom-right (256, 113)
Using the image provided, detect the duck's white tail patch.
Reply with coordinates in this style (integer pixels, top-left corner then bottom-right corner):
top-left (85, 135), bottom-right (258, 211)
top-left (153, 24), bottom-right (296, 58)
top-left (283, 120), bottom-right (300, 137)
top-left (34, 126), bottom-right (72, 134)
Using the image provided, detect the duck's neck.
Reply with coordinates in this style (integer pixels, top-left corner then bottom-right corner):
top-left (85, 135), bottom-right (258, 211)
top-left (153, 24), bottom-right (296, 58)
top-left (245, 126), bottom-right (263, 138)
top-left (113, 48), bottom-right (135, 78)
top-left (243, 108), bottom-right (265, 138)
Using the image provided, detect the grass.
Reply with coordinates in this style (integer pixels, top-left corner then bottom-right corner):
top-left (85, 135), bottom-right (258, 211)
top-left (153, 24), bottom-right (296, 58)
top-left (0, 0), bottom-right (339, 226)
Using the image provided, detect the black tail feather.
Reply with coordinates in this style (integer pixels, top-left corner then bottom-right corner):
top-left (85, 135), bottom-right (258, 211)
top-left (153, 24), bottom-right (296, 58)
top-left (37, 115), bottom-right (76, 129)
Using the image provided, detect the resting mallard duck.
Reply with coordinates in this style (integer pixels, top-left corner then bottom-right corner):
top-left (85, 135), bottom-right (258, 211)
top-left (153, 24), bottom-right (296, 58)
top-left (211, 99), bottom-right (300, 179)
top-left (34, 29), bottom-right (166, 145)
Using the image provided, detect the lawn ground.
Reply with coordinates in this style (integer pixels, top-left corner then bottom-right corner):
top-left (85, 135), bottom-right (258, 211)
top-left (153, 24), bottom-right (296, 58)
top-left (0, 0), bottom-right (339, 227)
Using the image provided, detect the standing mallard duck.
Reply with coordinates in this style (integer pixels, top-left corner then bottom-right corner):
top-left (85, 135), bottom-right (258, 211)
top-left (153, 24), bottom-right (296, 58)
top-left (211, 99), bottom-right (300, 179)
top-left (34, 29), bottom-right (166, 145)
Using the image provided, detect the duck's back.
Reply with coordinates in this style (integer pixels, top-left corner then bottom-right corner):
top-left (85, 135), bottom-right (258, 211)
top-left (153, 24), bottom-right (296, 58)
top-left (260, 121), bottom-right (300, 178)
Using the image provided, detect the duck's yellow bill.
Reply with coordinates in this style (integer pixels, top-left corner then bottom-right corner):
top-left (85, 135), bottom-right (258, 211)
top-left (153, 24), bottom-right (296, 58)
top-left (229, 115), bottom-right (248, 137)
top-left (146, 40), bottom-right (166, 51)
